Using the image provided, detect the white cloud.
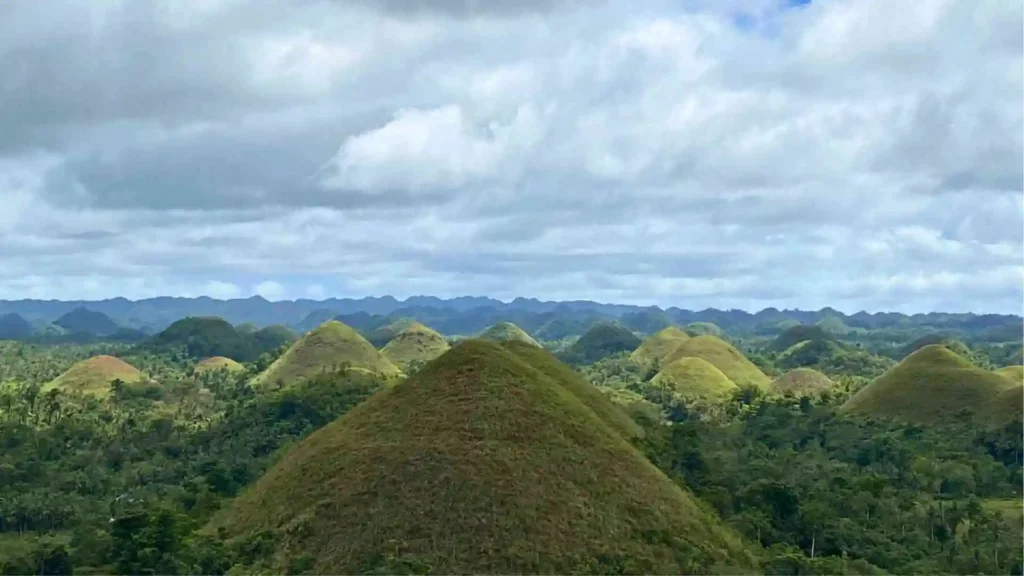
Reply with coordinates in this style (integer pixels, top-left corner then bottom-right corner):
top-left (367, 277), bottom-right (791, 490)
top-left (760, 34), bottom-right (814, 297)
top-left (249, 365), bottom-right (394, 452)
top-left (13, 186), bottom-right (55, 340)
top-left (254, 280), bottom-right (285, 300)
top-left (205, 280), bottom-right (242, 299)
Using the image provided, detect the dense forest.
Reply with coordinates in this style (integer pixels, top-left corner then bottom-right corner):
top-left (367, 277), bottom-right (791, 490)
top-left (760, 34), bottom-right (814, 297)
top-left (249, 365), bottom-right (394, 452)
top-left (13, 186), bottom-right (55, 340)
top-left (0, 302), bottom-right (1020, 574)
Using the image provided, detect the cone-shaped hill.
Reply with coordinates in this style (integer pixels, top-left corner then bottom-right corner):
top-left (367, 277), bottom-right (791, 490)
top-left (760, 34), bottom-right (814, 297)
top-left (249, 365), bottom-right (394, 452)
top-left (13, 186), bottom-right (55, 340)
top-left (44, 355), bottom-right (145, 396)
top-left (381, 322), bottom-right (451, 372)
top-left (772, 368), bottom-right (837, 395)
top-left (563, 322), bottom-right (641, 364)
top-left (995, 365), bottom-right (1024, 385)
top-left (211, 340), bottom-right (753, 573)
top-left (980, 384), bottom-right (1023, 426)
top-left (630, 326), bottom-right (689, 367)
top-left (651, 357), bottom-right (739, 402)
top-left (663, 335), bottom-right (771, 390)
top-left (841, 345), bottom-right (1014, 425)
top-left (252, 321), bottom-right (399, 390)
top-left (501, 340), bottom-right (644, 440)
top-left (195, 356), bottom-right (245, 374)
top-left (478, 321), bottom-right (539, 347)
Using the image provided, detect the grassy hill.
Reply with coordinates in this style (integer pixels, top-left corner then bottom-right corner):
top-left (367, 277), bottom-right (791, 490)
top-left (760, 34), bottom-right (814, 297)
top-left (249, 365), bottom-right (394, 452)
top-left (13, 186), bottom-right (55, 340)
top-left (630, 326), bottom-right (689, 367)
top-left (54, 307), bottom-right (120, 335)
top-left (685, 322), bottom-right (723, 337)
top-left (980, 384), bottom-right (1023, 426)
top-left (663, 335), bottom-right (771, 390)
top-left (651, 357), bottom-right (739, 402)
top-left (994, 365), bottom-right (1023, 384)
top-left (501, 340), bottom-right (644, 440)
top-left (148, 317), bottom-right (260, 361)
top-left (252, 321), bottom-right (399, 390)
top-left (477, 321), bottom-right (539, 347)
top-left (561, 322), bottom-right (641, 365)
top-left (841, 345), bottom-right (1014, 425)
top-left (769, 325), bottom-right (833, 352)
top-left (772, 368), bottom-right (836, 395)
top-left (381, 322), bottom-right (451, 372)
top-left (44, 355), bottom-right (145, 396)
top-left (250, 324), bottom-right (297, 351)
top-left (210, 340), bottom-right (754, 573)
top-left (365, 317), bottom-right (419, 348)
top-left (195, 356), bottom-right (245, 374)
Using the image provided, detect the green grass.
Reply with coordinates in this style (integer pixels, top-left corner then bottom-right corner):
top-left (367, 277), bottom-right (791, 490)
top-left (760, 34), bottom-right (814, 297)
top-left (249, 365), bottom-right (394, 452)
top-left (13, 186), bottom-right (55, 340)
top-left (994, 365), bottom-right (1024, 385)
top-left (195, 356), bottom-right (245, 374)
top-left (564, 322), bottom-right (641, 364)
top-left (980, 384), bottom-right (1023, 426)
top-left (771, 368), bottom-right (837, 395)
top-left (651, 357), bottom-right (738, 402)
top-left (630, 326), bottom-right (690, 367)
top-left (43, 355), bottom-right (145, 396)
top-left (663, 335), bottom-right (771, 390)
top-left (252, 321), bottom-right (399, 390)
top-left (211, 340), bottom-right (755, 574)
top-left (501, 340), bottom-right (644, 440)
top-left (380, 322), bottom-right (451, 372)
top-left (841, 345), bottom-right (1015, 425)
top-left (477, 321), bottom-right (539, 347)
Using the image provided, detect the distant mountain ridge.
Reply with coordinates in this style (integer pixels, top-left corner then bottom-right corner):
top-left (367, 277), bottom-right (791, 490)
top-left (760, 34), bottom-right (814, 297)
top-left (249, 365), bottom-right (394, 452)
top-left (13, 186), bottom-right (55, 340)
top-left (0, 296), bottom-right (1019, 335)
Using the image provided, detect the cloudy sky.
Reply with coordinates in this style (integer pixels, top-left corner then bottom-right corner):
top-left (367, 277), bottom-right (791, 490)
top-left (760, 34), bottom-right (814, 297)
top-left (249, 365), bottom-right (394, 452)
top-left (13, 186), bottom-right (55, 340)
top-left (0, 0), bottom-right (1021, 313)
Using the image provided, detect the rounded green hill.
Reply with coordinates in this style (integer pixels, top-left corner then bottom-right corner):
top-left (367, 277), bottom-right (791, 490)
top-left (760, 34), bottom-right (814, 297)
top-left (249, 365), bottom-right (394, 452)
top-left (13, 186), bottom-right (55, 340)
top-left (44, 355), bottom-right (145, 396)
top-left (210, 340), bottom-right (754, 573)
top-left (772, 368), bottom-right (836, 395)
top-left (630, 326), bottom-right (689, 367)
top-left (685, 322), bottom-right (723, 337)
top-left (478, 322), bottom-right (539, 347)
top-left (252, 321), bottom-right (399, 390)
top-left (651, 357), bottom-right (739, 402)
top-left (195, 356), bottom-right (245, 374)
top-left (994, 365), bottom-right (1024, 385)
top-left (663, 335), bottom-right (771, 390)
top-left (841, 345), bottom-right (1013, 425)
top-left (564, 322), bottom-right (641, 364)
top-left (381, 322), bottom-right (451, 372)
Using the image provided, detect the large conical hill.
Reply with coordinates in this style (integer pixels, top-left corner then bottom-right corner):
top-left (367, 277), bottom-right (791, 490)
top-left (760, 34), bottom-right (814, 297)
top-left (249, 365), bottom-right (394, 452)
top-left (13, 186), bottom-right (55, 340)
top-left (563, 322), bottom-right (641, 364)
top-left (478, 321), bottom-right (539, 346)
top-left (663, 335), bottom-right (771, 390)
top-left (501, 340), bottom-right (643, 440)
top-left (772, 368), bottom-right (837, 395)
top-left (651, 357), bottom-right (739, 402)
top-left (252, 321), bottom-right (399, 390)
top-left (381, 322), bottom-right (451, 372)
top-left (195, 356), bottom-right (245, 374)
top-left (630, 326), bottom-right (689, 367)
top-left (211, 340), bottom-right (754, 574)
top-left (44, 355), bottom-right (145, 396)
top-left (841, 345), bottom-right (1013, 424)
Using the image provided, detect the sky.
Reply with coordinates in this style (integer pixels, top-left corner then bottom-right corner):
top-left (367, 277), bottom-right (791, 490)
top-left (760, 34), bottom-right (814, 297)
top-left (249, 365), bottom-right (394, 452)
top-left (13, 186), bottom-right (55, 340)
top-left (0, 0), bottom-right (1021, 314)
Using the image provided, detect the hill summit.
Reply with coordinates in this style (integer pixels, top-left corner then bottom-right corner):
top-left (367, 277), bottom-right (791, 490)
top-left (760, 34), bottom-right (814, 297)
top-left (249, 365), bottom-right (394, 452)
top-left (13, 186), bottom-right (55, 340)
top-left (252, 321), bottom-right (399, 390)
top-left (44, 355), bottom-right (145, 396)
top-left (651, 357), bottom-right (739, 402)
top-left (841, 345), bottom-right (1015, 424)
top-left (772, 368), bottom-right (837, 395)
top-left (211, 340), bottom-right (753, 573)
top-left (630, 326), bottom-right (690, 367)
top-left (54, 307), bottom-right (120, 335)
top-left (478, 321), bottom-right (539, 347)
top-left (562, 322), bottom-right (641, 364)
top-left (380, 322), bottom-right (451, 372)
top-left (663, 335), bottom-right (771, 390)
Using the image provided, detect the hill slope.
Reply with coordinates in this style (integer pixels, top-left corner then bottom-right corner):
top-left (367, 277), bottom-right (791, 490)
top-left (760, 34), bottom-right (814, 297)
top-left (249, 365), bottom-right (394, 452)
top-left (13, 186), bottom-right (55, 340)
top-left (663, 335), bottom-right (771, 390)
top-left (44, 356), bottom-right (144, 396)
top-left (380, 322), bottom-right (451, 372)
top-left (841, 345), bottom-right (1012, 424)
top-left (563, 322), bottom-right (641, 364)
top-left (980, 384), bottom-right (1024, 426)
top-left (148, 317), bottom-right (259, 361)
top-left (54, 307), bottom-right (120, 335)
top-left (994, 365), bottom-right (1024, 385)
top-left (252, 321), bottom-right (399, 390)
top-left (195, 356), bottom-right (245, 374)
top-left (651, 357), bottom-right (739, 402)
top-left (630, 326), bottom-right (690, 367)
top-left (477, 322), bottom-right (539, 347)
top-left (772, 368), bottom-right (837, 395)
top-left (211, 340), bottom-right (753, 573)
top-left (0, 313), bottom-right (33, 339)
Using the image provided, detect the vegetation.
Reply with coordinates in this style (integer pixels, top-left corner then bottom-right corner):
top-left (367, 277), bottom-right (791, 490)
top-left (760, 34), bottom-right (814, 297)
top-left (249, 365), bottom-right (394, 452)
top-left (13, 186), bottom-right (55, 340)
top-left (194, 357), bottom-right (244, 374)
top-left (212, 341), bottom-right (755, 573)
top-left (559, 322), bottom-right (641, 365)
top-left (146, 317), bottom-right (270, 363)
top-left (651, 357), bottom-right (738, 402)
top-left (772, 368), bottom-right (837, 396)
top-left (994, 365), bottom-right (1023, 384)
top-left (663, 335), bottom-right (772, 390)
top-left (380, 322), bottom-right (450, 373)
top-left (686, 322), bottom-right (723, 337)
top-left (252, 321), bottom-right (400, 391)
top-left (842, 345), bottom-right (1019, 425)
top-left (0, 313), bottom-right (33, 339)
top-left (477, 321), bottom-right (540, 347)
top-left (54, 308), bottom-right (121, 335)
top-left (770, 325), bottom-right (834, 352)
top-left (43, 355), bottom-right (146, 397)
top-left (630, 326), bottom-right (689, 367)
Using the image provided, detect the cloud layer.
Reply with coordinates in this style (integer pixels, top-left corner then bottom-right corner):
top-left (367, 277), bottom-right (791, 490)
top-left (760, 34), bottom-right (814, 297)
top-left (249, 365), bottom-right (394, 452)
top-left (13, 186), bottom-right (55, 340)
top-left (0, 0), bottom-right (1020, 313)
